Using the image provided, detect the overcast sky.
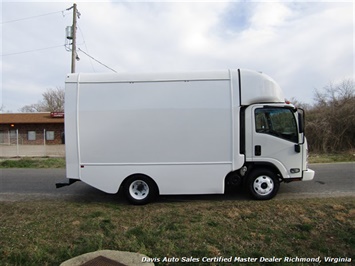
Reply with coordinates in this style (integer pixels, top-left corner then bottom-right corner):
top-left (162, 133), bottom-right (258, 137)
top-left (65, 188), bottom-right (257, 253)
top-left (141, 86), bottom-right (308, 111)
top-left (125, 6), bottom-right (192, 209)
top-left (1, 0), bottom-right (353, 112)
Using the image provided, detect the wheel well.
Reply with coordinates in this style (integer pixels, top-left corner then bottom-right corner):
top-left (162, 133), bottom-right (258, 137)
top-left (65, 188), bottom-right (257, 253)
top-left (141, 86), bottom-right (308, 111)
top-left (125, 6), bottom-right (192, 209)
top-left (121, 173), bottom-right (160, 194)
top-left (246, 163), bottom-right (283, 182)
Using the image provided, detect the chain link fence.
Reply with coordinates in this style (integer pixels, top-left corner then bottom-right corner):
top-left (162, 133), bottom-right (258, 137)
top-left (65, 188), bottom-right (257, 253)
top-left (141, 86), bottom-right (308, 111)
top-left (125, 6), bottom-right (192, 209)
top-left (0, 129), bottom-right (65, 157)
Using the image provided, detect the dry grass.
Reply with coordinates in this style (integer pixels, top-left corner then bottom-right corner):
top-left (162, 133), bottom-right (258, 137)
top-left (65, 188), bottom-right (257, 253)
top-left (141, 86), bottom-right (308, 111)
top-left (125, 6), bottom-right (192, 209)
top-left (309, 152), bottom-right (355, 163)
top-left (0, 197), bottom-right (354, 265)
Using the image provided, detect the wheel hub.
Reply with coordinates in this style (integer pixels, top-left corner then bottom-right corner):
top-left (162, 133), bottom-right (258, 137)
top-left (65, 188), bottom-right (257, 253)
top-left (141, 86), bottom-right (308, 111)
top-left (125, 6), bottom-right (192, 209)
top-left (137, 184), bottom-right (144, 192)
top-left (253, 175), bottom-right (274, 196)
top-left (261, 182), bottom-right (268, 189)
top-left (129, 180), bottom-right (149, 200)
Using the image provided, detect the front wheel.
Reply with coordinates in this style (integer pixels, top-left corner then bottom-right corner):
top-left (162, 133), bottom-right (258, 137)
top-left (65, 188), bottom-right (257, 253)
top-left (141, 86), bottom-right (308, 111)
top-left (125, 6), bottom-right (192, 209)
top-left (247, 169), bottom-right (280, 200)
top-left (124, 175), bottom-right (157, 205)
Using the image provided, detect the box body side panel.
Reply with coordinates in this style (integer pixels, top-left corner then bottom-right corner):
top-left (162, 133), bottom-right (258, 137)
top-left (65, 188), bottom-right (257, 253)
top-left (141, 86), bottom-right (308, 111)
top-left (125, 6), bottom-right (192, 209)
top-left (78, 80), bottom-right (233, 164)
top-left (65, 82), bottom-right (80, 179)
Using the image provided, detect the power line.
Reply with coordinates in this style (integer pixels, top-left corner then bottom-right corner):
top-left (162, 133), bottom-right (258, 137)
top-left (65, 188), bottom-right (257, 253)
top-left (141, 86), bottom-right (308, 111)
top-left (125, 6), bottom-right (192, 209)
top-left (1, 10), bottom-right (69, 24)
top-left (1, 45), bottom-right (64, 57)
top-left (77, 24), bottom-right (96, 72)
top-left (2, 8), bottom-right (72, 57)
top-left (78, 48), bottom-right (117, 73)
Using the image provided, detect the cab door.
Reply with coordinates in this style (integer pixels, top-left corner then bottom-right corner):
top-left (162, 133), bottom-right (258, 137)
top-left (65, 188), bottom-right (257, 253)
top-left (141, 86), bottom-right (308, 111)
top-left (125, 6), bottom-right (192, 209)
top-left (250, 105), bottom-right (303, 179)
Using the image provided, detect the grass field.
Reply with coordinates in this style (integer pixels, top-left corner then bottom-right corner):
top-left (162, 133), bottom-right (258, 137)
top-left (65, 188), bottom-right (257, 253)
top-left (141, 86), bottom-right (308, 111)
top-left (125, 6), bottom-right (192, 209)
top-left (0, 158), bottom-right (65, 168)
top-left (0, 197), bottom-right (354, 265)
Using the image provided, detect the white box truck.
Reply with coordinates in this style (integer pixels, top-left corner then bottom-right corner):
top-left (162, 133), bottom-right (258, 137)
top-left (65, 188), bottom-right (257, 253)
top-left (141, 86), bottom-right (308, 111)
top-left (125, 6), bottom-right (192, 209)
top-left (61, 69), bottom-right (314, 204)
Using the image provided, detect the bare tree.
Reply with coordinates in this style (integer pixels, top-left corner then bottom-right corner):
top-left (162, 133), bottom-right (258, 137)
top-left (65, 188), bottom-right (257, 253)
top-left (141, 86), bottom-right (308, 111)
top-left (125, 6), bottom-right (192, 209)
top-left (19, 103), bottom-right (44, 113)
top-left (306, 78), bottom-right (355, 152)
top-left (0, 105), bottom-right (12, 113)
top-left (20, 87), bottom-right (65, 113)
top-left (41, 87), bottom-right (65, 112)
top-left (288, 97), bottom-right (312, 111)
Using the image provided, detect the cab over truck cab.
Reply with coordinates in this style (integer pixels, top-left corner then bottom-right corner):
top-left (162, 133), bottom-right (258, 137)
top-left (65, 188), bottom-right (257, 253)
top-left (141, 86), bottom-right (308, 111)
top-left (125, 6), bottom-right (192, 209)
top-left (61, 69), bottom-right (314, 204)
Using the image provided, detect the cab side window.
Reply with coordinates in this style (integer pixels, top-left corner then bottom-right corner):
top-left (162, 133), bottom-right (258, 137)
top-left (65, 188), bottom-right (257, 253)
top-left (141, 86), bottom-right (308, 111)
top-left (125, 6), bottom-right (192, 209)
top-left (255, 108), bottom-right (298, 143)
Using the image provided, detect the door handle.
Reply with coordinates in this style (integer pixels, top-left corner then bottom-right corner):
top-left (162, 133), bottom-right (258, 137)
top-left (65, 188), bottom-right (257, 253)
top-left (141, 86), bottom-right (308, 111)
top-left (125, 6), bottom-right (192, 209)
top-left (294, 144), bottom-right (301, 153)
top-left (255, 145), bottom-right (261, 156)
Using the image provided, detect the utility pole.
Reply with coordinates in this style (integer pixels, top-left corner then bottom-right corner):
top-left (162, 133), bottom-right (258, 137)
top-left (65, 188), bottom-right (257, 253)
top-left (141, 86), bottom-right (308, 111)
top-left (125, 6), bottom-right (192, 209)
top-left (71, 3), bottom-right (78, 73)
top-left (66, 3), bottom-right (79, 73)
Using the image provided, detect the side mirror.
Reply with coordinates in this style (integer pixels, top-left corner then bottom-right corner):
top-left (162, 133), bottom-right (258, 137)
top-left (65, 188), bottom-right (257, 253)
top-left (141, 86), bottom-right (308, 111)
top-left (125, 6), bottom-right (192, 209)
top-left (297, 108), bottom-right (305, 145)
top-left (298, 109), bottom-right (304, 133)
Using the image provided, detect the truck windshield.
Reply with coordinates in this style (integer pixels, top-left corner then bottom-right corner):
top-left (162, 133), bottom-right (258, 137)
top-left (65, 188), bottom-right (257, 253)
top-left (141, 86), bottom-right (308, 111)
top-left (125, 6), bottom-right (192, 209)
top-left (255, 108), bottom-right (298, 143)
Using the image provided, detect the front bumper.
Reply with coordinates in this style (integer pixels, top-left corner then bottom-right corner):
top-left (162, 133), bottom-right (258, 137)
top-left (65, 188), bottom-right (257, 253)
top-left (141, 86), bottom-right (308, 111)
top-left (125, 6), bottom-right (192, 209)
top-left (302, 169), bottom-right (315, 181)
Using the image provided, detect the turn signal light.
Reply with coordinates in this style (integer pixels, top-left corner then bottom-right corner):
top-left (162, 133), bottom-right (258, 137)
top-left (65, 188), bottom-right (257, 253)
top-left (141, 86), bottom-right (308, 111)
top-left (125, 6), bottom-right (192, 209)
top-left (290, 168), bottom-right (300, 174)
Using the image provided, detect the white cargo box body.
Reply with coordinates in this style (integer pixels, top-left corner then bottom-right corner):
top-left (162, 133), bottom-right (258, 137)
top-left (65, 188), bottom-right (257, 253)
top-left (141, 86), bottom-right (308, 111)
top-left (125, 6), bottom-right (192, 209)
top-left (65, 69), bottom-right (284, 196)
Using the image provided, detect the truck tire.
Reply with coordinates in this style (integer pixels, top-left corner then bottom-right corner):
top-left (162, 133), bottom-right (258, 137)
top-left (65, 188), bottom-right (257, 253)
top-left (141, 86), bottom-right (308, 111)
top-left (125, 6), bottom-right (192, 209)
top-left (247, 169), bottom-right (280, 200)
top-left (124, 175), bottom-right (157, 205)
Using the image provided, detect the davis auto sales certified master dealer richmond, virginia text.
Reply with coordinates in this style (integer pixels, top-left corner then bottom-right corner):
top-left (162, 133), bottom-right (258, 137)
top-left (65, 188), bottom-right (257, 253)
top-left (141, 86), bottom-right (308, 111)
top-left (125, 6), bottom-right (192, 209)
top-left (141, 256), bottom-right (352, 263)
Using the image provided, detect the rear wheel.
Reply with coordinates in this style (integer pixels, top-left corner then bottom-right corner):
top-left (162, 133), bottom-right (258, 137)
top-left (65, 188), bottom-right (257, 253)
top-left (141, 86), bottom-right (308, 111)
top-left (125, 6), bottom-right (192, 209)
top-left (247, 169), bottom-right (280, 200)
top-left (124, 175), bottom-right (157, 205)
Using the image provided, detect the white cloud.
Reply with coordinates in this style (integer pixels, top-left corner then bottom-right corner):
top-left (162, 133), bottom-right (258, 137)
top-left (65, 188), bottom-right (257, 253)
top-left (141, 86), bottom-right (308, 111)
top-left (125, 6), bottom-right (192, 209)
top-left (1, 1), bottom-right (353, 112)
top-left (77, 2), bottom-right (230, 71)
top-left (249, 2), bottom-right (293, 31)
top-left (209, 1), bottom-right (353, 101)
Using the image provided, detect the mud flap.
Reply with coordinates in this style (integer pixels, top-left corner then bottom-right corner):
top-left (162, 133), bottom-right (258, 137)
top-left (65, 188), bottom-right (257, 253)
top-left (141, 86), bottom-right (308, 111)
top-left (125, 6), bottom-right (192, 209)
top-left (56, 179), bottom-right (79, 188)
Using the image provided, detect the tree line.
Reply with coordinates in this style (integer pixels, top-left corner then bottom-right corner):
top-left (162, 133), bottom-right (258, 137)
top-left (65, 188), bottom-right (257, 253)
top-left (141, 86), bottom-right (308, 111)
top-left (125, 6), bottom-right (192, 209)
top-left (18, 79), bottom-right (355, 153)
top-left (294, 79), bottom-right (354, 153)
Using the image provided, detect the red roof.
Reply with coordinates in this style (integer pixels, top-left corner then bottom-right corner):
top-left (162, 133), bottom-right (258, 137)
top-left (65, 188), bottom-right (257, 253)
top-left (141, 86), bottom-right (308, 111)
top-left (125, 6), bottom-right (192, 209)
top-left (0, 113), bottom-right (64, 124)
